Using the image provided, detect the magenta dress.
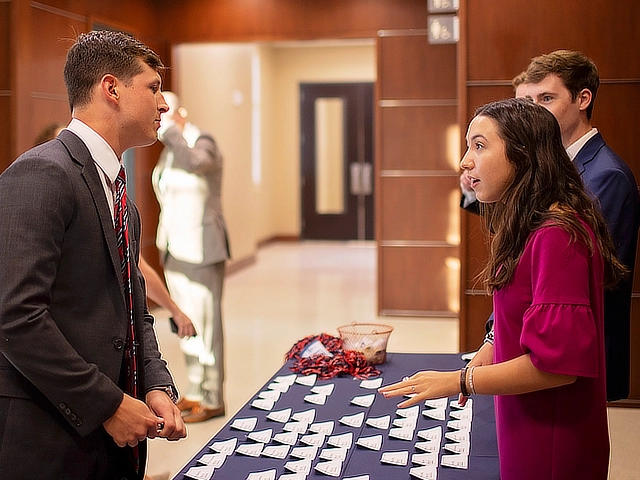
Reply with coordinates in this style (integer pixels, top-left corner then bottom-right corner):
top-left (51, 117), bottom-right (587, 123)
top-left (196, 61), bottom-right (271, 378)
top-left (493, 222), bottom-right (609, 480)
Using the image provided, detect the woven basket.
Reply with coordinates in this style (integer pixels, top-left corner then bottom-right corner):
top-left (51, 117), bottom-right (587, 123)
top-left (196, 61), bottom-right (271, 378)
top-left (337, 323), bottom-right (394, 365)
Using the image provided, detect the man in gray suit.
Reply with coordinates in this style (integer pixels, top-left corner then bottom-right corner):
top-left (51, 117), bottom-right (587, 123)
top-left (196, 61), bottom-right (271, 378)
top-left (153, 91), bottom-right (230, 423)
top-left (0, 30), bottom-right (186, 479)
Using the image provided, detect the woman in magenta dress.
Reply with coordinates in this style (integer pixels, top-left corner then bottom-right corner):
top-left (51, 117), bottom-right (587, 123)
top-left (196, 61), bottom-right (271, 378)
top-left (380, 98), bottom-right (626, 479)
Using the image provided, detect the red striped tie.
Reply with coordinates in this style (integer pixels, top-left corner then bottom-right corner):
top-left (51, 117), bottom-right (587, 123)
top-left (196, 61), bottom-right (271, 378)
top-left (113, 166), bottom-right (140, 471)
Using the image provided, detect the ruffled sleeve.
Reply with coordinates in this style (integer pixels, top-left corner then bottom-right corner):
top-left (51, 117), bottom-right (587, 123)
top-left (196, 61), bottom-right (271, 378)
top-left (520, 226), bottom-right (600, 377)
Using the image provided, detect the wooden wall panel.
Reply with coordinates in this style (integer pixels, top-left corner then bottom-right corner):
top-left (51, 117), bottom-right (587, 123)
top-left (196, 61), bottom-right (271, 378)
top-left (379, 245), bottom-right (459, 315)
top-left (379, 176), bottom-right (459, 241)
top-left (379, 105), bottom-right (458, 171)
top-left (0, 2), bottom-right (10, 171)
top-left (379, 37), bottom-right (456, 100)
top-left (377, 30), bottom-right (459, 319)
top-left (153, 0), bottom-right (427, 44)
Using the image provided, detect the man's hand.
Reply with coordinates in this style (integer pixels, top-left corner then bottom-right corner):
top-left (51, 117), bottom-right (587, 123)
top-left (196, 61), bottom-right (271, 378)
top-left (103, 394), bottom-right (164, 447)
top-left (146, 389), bottom-right (187, 441)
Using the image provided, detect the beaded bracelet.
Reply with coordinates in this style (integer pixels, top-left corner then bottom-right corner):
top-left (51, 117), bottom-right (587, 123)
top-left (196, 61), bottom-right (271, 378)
top-left (460, 365), bottom-right (470, 397)
top-left (468, 365), bottom-right (477, 395)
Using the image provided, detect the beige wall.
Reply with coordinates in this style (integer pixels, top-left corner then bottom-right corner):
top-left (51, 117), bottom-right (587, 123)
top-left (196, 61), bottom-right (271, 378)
top-left (172, 41), bottom-right (375, 263)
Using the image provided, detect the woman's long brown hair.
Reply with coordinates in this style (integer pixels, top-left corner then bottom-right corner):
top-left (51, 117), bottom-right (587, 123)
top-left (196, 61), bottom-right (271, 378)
top-left (473, 98), bottom-right (627, 293)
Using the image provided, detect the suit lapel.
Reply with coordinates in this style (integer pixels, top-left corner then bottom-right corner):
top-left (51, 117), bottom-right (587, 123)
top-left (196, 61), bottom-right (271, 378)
top-left (57, 130), bottom-right (125, 297)
top-left (573, 132), bottom-right (606, 176)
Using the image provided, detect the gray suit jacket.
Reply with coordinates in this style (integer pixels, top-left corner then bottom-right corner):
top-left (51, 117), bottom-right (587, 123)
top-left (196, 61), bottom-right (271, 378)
top-left (0, 130), bottom-right (175, 475)
top-left (153, 125), bottom-right (230, 266)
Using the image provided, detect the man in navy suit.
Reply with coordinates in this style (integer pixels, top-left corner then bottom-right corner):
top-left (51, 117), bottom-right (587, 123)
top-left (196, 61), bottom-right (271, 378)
top-left (0, 30), bottom-right (186, 479)
top-left (462, 50), bottom-right (640, 402)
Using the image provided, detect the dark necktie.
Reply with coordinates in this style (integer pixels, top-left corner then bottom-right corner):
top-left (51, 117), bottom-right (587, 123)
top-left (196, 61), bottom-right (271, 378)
top-left (114, 166), bottom-right (140, 471)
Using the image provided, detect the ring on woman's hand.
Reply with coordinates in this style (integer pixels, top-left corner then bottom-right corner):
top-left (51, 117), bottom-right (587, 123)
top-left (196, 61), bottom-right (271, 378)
top-left (403, 376), bottom-right (410, 382)
top-left (411, 385), bottom-right (416, 393)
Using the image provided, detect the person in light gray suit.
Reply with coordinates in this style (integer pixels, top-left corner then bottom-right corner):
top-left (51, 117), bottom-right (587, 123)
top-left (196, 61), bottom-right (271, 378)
top-left (153, 91), bottom-right (230, 422)
top-left (0, 30), bottom-right (186, 480)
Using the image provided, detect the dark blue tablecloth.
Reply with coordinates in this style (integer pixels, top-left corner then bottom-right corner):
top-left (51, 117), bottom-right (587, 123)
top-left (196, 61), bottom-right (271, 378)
top-left (172, 353), bottom-right (499, 479)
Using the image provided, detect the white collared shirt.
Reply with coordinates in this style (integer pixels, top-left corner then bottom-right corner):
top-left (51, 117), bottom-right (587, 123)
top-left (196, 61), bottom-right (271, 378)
top-left (66, 118), bottom-right (121, 222)
top-left (566, 127), bottom-right (598, 161)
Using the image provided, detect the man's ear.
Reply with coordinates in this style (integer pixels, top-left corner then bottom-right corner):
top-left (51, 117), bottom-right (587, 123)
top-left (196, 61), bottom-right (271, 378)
top-left (577, 88), bottom-right (593, 113)
top-left (101, 74), bottom-right (119, 104)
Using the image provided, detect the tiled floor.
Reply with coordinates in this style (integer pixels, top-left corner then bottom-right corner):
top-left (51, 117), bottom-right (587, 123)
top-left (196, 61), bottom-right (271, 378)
top-left (146, 241), bottom-right (640, 479)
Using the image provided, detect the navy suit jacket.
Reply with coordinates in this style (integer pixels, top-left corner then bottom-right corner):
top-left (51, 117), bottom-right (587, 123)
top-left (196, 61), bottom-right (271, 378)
top-left (0, 130), bottom-right (176, 478)
top-left (575, 132), bottom-right (640, 400)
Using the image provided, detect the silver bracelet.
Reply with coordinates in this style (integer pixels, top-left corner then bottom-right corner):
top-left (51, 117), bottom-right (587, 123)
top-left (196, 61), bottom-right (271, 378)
top-left (468, 366), bottom-right (477, 395)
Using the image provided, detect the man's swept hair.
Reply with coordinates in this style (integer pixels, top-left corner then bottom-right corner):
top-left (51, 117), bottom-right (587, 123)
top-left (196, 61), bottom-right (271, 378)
top-left (64, 30), bottom-right (164, 111)
top-left (525, 49), bottom-right (600, 120)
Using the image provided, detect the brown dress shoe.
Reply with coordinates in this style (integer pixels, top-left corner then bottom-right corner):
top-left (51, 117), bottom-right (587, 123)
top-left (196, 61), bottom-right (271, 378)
top-left (176, 397), bottom-right (201, 412)
top-left (182, 403), bottom-right (226, 423)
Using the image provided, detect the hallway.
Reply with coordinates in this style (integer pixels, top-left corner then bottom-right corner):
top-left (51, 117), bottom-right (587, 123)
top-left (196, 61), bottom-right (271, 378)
top-left (147, 241), bottom-right (640, 479)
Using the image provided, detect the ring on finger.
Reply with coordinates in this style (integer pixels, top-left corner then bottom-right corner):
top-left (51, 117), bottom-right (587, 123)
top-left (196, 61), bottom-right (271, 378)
top-left (411, 385), bottom-right (416, 393)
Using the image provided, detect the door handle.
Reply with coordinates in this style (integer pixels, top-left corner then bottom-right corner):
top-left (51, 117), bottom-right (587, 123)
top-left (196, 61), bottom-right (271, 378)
top-left (350, 162), bottom-right (372, 196)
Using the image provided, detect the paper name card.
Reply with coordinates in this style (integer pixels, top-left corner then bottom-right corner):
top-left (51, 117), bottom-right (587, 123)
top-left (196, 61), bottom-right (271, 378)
top-left (209, 438), bottom-right (238, 455)
top-left (441, 453), bottom-right (469, 469)
top-left (283, 421), bottom-right (309, 434)
top-left (273, 431), bottom-right (299, 446)
top-left (389, 427), bottom-right (415, 441)
top-left (266, 407), bottom-right (292, 423)
top-left (360, 378), bottom-right (383, 389)
top-left (290, 445), bottom-right (319, 460)
top-left (340, 411), bottom-right (365, 428)
top-left (184, 464), bottom-right (215, 480)
top-left (304, 393), bottom-right (327, 405)
top-left (327, 432), bottom-right (353, 449)
top-left (444, 441), bottom-right (470, 455)
top-left (417, 426), bottom-right (443, 442)
top-left (450, 398), bottom-right (473, 410)
top-left (356, 434), bottom-right (383, 451)
top-left (251, 398), bottom-right (275, 411)
top-left (284, 459), bottom-right (312, 475)
top-left (415, 441), bottom-right (440, 454)
top-left (396, 405), bottom-right (420, 418)
top-left (450, 409), bottom-right (472, 420)
top-left (366, 415), bottom-right (391, 430)
top-left (278, 474), bottom-right (307, 480)
top-left (380, 450), bottom-right (409, 466)
top-left (411, 452), bottom-right (438, 466)
top-left (351, 393), bottom-right (375, 408)
top-left (273, 374), bottom-right (297, 385)
top-left (310, 420), bottom-right (335, 435)
top-left (314, 459), bottom-right (343, 477)
top-left (247, 428), bottom-right (273, 444)
top-left (393, 416), bottom-right (418, 429)
top-left (445, 430), bottom-right (470, 443)
top-left (291, 408), bottom-right (316, 423)
top-left (409, 465), bottom-right (438, 480)
top-left (299, 433), bottom-right (326, 447)
top-left (311, 383), bottom-right (335, 396)
top-left (344, 476), bottom-right (370, 480)
top-left (261, 445), bottom-right (290, 459)
top-left (447, 419), bottom-right (471, 432)
top-left (295, 374), bottom-right (317, 386)
top-left (235, 443), bottom-right (263, 457)
top-left (267, 382), bottom-right (290, 393)
top-left (422, 407), bottom-right (446, 421)
top-left (230, 417), bottom-right (258, 432)
top-left (319, 447), bottom-right (349, 461)
top-left (246, 469), bottom-right (277, 480)
top-left (258, 390), bottom-right (281, 402)
top-left (196, 453), bottom-right (226, 468)
top-left (424, 397), bottom-right (448, 409)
